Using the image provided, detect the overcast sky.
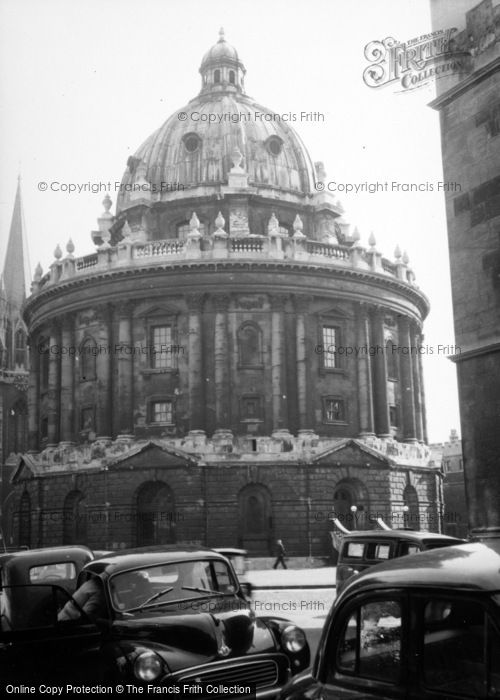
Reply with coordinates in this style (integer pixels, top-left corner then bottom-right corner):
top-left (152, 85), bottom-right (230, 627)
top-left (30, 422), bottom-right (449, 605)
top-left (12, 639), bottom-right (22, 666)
top-left (0, 0), bottom-right (462, 443)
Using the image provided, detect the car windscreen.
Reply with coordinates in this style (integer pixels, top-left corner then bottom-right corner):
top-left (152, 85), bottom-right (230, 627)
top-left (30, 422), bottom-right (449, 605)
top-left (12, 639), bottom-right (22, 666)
top-left (109, 559), bottom-right (238, 612)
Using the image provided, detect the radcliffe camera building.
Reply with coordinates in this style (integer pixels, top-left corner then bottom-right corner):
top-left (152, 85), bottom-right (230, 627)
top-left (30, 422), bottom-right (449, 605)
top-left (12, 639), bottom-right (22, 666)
top-left (3, 32), bottom-right (441, 554)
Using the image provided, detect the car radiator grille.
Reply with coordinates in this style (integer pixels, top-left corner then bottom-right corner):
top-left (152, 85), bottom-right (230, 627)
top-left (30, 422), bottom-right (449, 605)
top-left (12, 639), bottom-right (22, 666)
top-left (178, 659), bottom-right (280, 689)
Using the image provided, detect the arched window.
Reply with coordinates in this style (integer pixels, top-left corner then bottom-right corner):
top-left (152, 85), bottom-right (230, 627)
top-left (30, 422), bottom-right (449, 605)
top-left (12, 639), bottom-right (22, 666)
top-left (8, 399), bottom-right (27, 454)
top-left (238, 484), bottom-right (273, 554)
top-left (80, 337), bottom-right (97, 381)
top-left (136, 482), bottom-right (176, 546)
top-left (63, 490), bottom-right (87, 545)
top-left (229, 70), bottom-right (235, 84)
top-left (237, 323), bottom-right (263, 367)
top-left (403, 484), bottom-right (420, 529)
top-left (18, 492), bottom-right (31, 548)
top-left (214, 69), bottom-right (221, 83)
top-left (14, 328), bottom-right (26, 367)
top-left (385, 337), bottom-right (399, 380)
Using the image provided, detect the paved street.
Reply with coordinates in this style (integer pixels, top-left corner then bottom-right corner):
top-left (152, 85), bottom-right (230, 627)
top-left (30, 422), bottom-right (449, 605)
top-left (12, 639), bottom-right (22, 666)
top-left (248, 567), bottom-right (337, 656)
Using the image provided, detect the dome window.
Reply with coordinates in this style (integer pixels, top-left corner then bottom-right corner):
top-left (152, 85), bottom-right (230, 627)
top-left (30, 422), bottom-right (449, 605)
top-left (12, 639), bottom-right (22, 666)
top-left (266, 136), bottom-right (283, 157)
top-left (214, 69), bottom-right (221, 83)
top-left (229, 70), bottom-right (235, 84)
top-left (183, 133), bottom-right (201, 153)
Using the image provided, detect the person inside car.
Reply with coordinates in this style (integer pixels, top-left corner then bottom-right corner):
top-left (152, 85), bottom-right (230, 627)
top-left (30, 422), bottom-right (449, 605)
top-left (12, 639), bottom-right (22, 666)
top-left (58, 575), bottom-right (106, 621)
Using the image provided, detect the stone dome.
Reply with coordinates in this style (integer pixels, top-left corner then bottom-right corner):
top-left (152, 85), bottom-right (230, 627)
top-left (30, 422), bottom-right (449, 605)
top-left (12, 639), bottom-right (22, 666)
top-left (200, 27), bottom-right (241, 68)
top-left (116, 32), bottom-right (316, 213)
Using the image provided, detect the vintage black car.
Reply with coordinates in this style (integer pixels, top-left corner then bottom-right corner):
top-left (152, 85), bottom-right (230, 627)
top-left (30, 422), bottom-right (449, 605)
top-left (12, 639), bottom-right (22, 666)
top-left (335, 529), bottom-right (466, 594)
top-left (0, 545), bottom-right (309, 695)
top-left (0, 545), bottom-right (94, 629)
top-left (280, 538), bottom-right (500, 699)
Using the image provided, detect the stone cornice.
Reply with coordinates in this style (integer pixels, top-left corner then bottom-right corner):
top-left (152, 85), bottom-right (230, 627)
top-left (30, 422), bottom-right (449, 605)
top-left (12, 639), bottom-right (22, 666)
top-left (24, 259), bottom-right (430, 330)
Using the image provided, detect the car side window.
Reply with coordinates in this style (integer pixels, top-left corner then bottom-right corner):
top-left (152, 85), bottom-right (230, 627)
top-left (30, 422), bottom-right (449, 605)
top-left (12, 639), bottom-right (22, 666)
top-left (422, 597), bottom-right (500, 697)
top-left (211, 561), bottom-right (236, 593)
top-left (335, 598), bottom-right (402, 684)
top-left (345, 542), bottom-right (364, 558)
top-left (399, 542), bottom-right (420, 556)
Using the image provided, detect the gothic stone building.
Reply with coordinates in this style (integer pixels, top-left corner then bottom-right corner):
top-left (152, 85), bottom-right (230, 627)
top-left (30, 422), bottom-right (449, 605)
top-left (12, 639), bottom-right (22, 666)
top-left (0, 179), bottom-right (30, 548)
top-left (7, 32), bottom-right (441, 554)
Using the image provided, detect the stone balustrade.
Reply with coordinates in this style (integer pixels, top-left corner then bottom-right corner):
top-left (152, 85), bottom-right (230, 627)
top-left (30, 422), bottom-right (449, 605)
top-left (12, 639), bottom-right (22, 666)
top-left (32, 233), bottom-right (415, 294)
top-left (25, 431), bottom-right (431, 473)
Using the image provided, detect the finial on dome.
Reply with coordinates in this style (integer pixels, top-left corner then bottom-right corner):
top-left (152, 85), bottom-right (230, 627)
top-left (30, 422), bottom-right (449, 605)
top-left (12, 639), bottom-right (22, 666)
top-left (394, 244), bottom-right (402, 260)
top-left (352, 226), bottom-right (361, 243)
top-left (402, 250), bottom-right (410, 265)
top-left (188, 212), bottom-right (202, 239)
top-left (218, 27), bottom-right (225, 42)
top-left (368, 232), bottom-right (376, 248)
top-left (54, 244), bottom-right (62, 260)
top-left (214, 211), bottom-right (227, 237)
top-left (292, 214), bottom-right (306, 239)
top-left (34, 262), bottom-right (43, 281)
top-left (102, 194), bottom-right (112, 213)
top-left (66, 238), bottom-right (75, 257)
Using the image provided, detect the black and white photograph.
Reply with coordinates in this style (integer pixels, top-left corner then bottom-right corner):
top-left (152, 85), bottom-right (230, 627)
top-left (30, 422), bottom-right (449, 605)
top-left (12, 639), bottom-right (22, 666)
top-left (0, 0), bottom-right (499, 696)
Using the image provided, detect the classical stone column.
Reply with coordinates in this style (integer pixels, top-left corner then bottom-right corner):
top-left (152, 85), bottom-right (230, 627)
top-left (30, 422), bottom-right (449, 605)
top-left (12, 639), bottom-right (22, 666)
top-left (213, 294), bottom-right (230, 428)
top-left (270, 294), bottom-right (288, 430)
top-left (357, 304), bottom-right (375, 435)
top-left (27, 333), bottom-right (39, 451)
top-left (47, 321), bottom-right (61, 445)
top-left (411, 322), bottom-right (424, 442)
top-left (60, 313), bottom-right (75, 443)
top-left (370, 307), bottom-right (390, 437)
top-left (418, 335), bottom-right (428, 444)
top-left (116, 301), bottom-right (134, 435)
top-left (96, 305), bottom-right (113, 438)
top-left (295, 296), bottom-right (310, 430)
top-left (398, 316), bottom-right (417, 442)
top-left (187, 293), bottom-right (205, 430)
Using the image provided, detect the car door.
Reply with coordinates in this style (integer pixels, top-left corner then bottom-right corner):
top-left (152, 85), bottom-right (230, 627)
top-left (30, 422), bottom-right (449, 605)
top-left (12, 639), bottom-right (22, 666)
top-left (315, 591), bottom-right (410, 699)
top-left (408, 592), bottom-right (500, 699)
top-left (0, 583), bottom-right (106, 683)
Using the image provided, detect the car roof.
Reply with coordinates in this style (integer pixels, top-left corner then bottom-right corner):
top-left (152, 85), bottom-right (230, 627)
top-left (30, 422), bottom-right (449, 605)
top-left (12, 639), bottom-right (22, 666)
top-left (214, 548), bottom-right (248, 556)
top-left (338, 540), bottom-right (500, 598)
top-left (83, 545), bottom-right (228, 575)
top-left (0, 545), bottom-right (93, 567)
top-left (339, 530), bottom-right (464, 543)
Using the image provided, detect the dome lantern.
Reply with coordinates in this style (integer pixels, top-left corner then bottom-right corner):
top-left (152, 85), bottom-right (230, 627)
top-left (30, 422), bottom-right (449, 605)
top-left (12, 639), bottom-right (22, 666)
top-left (199, 28), bottom-right (246, 95)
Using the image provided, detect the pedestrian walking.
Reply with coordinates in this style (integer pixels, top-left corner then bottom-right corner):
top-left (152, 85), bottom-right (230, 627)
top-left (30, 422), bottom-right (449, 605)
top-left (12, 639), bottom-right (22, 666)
top-left (273, 539), bottom-right (287, 569)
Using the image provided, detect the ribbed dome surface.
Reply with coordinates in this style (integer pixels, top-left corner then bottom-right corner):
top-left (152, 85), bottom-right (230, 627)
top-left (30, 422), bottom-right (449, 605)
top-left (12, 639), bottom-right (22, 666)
top-left (200, 37), bottom-right (240, 67)
top-left (117, 32), bottom-right (317, 213)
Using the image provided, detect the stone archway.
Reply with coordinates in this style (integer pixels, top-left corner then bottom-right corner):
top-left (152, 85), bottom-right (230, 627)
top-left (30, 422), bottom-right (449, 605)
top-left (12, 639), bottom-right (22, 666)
top-left (332, 478), bottom-right (370, 531)
top-left (237, 484), bottom-right (273, 555)
top-left (62, 490), bottom-right (88, 545)
top-left (403, 484), bottom-right (420, 529)
top-left (135, 481), bottom-right (176, 546)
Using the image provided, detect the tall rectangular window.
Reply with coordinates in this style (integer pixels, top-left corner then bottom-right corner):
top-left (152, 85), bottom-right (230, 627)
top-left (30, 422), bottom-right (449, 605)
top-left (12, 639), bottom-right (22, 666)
top-left (151, 325), bottom-right (173, 369)
top-left (324, 398), bottom-right (345, 423)
top-left (322, 326), bottom-right (338, 368)
top-left (151, 401), bottom-right (173, 424)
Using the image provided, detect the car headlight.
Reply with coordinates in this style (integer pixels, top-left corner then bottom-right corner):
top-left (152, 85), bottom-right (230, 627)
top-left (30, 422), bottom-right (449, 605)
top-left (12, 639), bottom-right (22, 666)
top-left (134, 650), bottom-right (163, 681)
top-left (281, 625), bottom-right (307, 653)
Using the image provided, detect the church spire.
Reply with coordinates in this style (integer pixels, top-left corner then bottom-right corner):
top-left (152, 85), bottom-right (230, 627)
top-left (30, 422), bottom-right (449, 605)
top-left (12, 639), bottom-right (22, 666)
top-left (2, 177), bottom-right (31, 314)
